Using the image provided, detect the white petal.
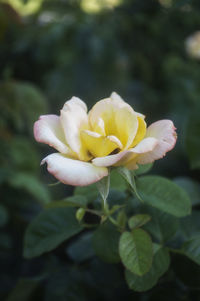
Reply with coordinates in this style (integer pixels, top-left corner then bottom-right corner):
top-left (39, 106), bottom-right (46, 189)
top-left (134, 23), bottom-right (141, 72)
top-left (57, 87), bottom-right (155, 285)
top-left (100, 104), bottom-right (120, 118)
top-left (62, 96), bottom-right (87, 112)
top-left (92, 150), bottom-right (128, 167)
top-left (33, 115), bottom-right (72, 155)
top-left (137, 120), bottom-right (177, 164)
top-left (60, 97), bottom-right (90, 160)
top-left (110, 91), bottom-right (126, 105)
top-left (92, 137), bottom-right (158, 167)
top-left (129, 137), bottom-right (158, 153)
top-left (41, 153), bottom-right (108, 186)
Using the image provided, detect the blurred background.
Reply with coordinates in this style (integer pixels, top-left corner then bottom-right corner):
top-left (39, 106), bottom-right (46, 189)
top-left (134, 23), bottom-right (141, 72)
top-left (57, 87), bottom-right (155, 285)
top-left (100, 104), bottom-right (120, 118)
top-left (0, 0), bottom-right (200, 300)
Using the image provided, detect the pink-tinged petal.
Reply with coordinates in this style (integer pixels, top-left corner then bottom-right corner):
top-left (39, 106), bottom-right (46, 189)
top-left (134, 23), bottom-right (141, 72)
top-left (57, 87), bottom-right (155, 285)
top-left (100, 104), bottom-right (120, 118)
top-left (92, 137), bottom-right (158, 167)
top-left (137, 120), bottom-right (177, 164)
top-left (128, 137), bottom-right (158, 154)
top-left (60, 97), bottom-right (91, 161)
top-left (114, 137), bottom-right (158, 167)
top-left (124, 138), bottom-right (158, 170)
top-left (41, 153), bottom-right (108, 186)
top-left (34, 115), bottom-right (73, 155)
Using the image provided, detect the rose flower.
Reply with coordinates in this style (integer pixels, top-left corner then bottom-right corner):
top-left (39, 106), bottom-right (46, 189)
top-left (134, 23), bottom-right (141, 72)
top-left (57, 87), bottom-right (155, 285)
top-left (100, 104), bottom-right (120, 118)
top-left (34, 92), bottom-right (177, 186)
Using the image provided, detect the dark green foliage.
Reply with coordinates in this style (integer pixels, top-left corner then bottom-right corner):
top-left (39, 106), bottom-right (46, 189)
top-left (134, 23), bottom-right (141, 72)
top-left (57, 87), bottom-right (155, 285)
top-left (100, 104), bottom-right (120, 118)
top-left (24, 207), bottom-right (83, 258)
top-left (185, 109), bottom-right (200, 169)
top-left (128, 213), bottom-right (151, 230)
top-left (66, 232), bottom-right (95, 263)
top-left (125, 246), bottom-right (170, 292)
top-left (136, 176), bottom-right (191, 217)
top-left (119, 229), bottom-right (153, 276)
top-left (92, 221), bottom-right (120, 263)
top-left (142, 207), bottom-right (179, 243)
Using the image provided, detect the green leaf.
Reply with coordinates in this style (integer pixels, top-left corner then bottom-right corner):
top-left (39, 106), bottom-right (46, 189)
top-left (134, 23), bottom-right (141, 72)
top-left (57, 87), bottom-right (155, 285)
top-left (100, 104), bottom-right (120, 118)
top-left (181, 235), bottom-right (200, 265)
top-left (110, 169), bottom-right (127, 191)
top-left (23, 207), bottom-right (82, 258)
top-left (119, 229), bottom-right (153, 276)
top-left (109, 204), bottom-right (125, 214)
top-left (174, 177), bottom-right (200, 206)
top-left (48, 181), bottom-right (61, 187)
top-left (128, 214), bottom-right (151, 230)
top-left (107, 189), bottom-right (127, 207)
top-left (185, 110), bottom-right (200, 169)
top-left (92, 221), bottom-right (120, 263)
top-left (45, 195), bottom-right (88, 209)
top-left (65, 195), bottom-right (88, 207)
top-left (136, 176), bottom-right (191, 217)
top-left (74, 183), bottom-right (98, 203)
top-left (179, 211), bottom-right (200, 240)
top-left (8, 137), bottom-right (39, 173)
top-left (117, 167), bottom-right (143, 201)
top-left (116, 210), bottom-right (127, 230)
top-left (8, 172), bottom-right (51, 205)
top-left (96, 173), bottom-right (110, 205)
top-left (45, 266), bottom-right (87, 301)
top-left (66, 232), bottom-right (94, 263)
top-left (125, 247), bottom-right (170, 292)
top-left (143, 207), bottom-right (179, 243)
top-left (134, 163), bottom-right (153, 176)
top-left (0, 81), bottom-right (47, 133)
top-left (153, 243), bottom-right (161, 254)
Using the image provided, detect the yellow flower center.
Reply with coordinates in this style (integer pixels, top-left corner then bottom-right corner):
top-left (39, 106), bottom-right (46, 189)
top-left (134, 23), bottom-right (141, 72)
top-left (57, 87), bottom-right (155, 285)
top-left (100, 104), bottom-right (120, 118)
top-left (80, 102), bottom-right (146, 159)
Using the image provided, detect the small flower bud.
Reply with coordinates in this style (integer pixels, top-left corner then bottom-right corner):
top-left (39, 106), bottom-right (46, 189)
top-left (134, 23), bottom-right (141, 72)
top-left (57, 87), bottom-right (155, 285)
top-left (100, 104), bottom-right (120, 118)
top-left (76, 208), bottom-right (85, 222)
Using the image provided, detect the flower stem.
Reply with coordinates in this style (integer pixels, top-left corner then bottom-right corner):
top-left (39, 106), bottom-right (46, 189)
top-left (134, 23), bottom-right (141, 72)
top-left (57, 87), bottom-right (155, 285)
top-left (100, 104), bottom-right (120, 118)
top-left (85, 208), bottom-right (102, 217)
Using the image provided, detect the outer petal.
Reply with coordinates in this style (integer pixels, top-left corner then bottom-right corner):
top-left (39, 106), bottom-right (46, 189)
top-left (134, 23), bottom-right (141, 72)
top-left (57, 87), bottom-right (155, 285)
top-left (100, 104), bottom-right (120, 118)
top-left (62, 96), bottom-right (87, 112)
top-left (60, 97), bottom-right (91, 161)
top-left (137, 120), bottom-right (177, 164)
top-left (41, 153), bottom-right (108, 186)
top-left (34, 115), bottom-right (73, 155)
top-left (92, 137), bottom-right (158, 167)
top-left (110, 91), bottom-right (128, 106)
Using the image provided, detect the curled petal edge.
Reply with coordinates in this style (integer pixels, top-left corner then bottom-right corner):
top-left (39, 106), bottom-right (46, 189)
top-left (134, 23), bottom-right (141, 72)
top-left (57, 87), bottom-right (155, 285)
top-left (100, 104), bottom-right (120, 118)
top-left (41, 153), bottom-right (108, 187)
top-left (137, 119), bottom-right (177, 164)
top-left (34, 115), bottom-right (72, 155)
